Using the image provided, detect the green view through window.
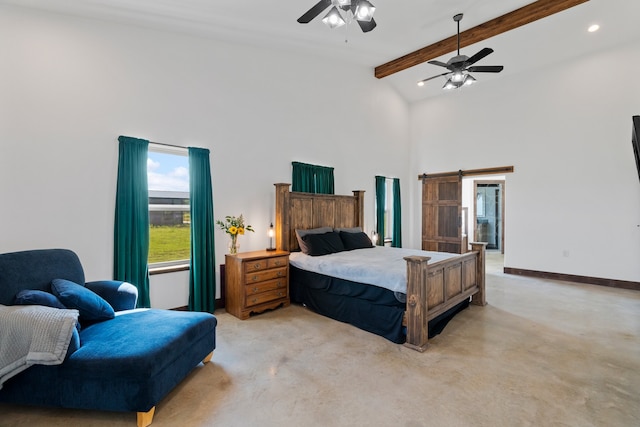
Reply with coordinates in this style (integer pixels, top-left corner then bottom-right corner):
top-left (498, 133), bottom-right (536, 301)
top-left (147, 148), bottom-right (190, 265)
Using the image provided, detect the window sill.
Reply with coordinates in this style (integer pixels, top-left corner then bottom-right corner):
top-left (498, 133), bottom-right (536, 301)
top-left (149, 263), bottom-right (190, 275)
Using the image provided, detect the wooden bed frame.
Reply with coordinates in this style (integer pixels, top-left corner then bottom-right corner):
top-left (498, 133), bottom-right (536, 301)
top-left (274, 183), bottom-right (486, 352)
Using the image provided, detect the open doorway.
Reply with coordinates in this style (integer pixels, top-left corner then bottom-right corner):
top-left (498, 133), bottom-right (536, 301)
top-left (474, 181), bottom-right (505, 253)
top-left (461, 176), bottom-right (506, 264)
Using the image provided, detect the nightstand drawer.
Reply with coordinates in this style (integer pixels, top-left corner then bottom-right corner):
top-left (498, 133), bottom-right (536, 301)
top-left (244, 259), bottom-right (269, 273)
top-left (245, 278), bottom-right (287, 296)
top-left (246, 288), bottom-right (287, 307)
top-left (267, 256), bottom-right (288, 269)
top-left (245, 266), bottom-right (287, 284)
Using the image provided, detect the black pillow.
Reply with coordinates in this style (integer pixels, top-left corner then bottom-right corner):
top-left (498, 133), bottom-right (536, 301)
top-left (301, 231), bottom-right (345, 256)
top-left (295, 227), bottom-right (333, 254)
top-left (340, 231), bottom-right (374, 250)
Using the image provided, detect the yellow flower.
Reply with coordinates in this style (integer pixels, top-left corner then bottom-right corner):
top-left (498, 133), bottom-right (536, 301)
top-left (216, 214), bottom-right (254, 236)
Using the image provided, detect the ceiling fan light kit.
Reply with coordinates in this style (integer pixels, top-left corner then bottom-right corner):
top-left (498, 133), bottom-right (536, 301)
top-left (443, 73), bottom-right (476, 90)
top-left (322, 7), bottom-right (346, 29)
top-left (298, 0), bottom-right (377, 33)
top-left (354, 0), bottom-right (375, 22)
top-left (419, 13), bottom-right (504, 91)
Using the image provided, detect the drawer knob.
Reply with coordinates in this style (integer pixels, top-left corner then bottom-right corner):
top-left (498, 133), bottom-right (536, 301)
top-left (278, 292), bottom-right (283, 297)
top-left (274, 260), bottom-right (281, 265)
top-left (252, 275), bottom-right (258, 281)
top-left (252, 298), bottom-right (258, 303)
top-left (252, 287), bottom-right (259, 293)
top-left (277, 271), bottom-right (283, 277)
top-left (254, 263), bottom-right (261, 269)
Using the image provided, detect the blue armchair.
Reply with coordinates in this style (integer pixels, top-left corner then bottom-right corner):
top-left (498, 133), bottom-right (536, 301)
top-left (0, 249), bottom-right (217, 426)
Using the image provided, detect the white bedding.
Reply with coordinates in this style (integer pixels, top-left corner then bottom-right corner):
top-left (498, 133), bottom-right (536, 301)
top-left (289, 246), bottom-right (457, 294)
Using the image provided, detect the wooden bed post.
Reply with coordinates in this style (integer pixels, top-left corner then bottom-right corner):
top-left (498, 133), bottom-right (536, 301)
top-left (274, 183), bottom-right (291, 251)
top-left (353, 190), bottom-right (365, 228)
top-left (470, 242), bottom-right (487, 306)
top-left (403, 255), bottom-right (431, 352)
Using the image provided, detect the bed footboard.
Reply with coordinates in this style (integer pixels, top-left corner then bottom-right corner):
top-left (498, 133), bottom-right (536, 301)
top-left (404, 242), bottom-right (486, 352)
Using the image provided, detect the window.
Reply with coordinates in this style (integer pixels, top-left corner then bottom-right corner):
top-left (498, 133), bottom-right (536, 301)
top-left (383, 178), bottom-right (394, 245)
top-left (147, 146), bottom-right (190, 266)
top-left (375, 175), bottom-right (401, 248)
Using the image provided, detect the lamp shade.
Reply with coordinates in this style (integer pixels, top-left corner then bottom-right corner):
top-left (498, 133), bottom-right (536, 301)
top-left (267, 223), bottom-right (276, 251)
top-left (355, 0), bottom-right (375, 22)
top-left (322, 6), bottom-right (346, 29)
top-left (463, 74), bottom-right (477, 86)
top-left (443, 78), bottom-right (456, 90)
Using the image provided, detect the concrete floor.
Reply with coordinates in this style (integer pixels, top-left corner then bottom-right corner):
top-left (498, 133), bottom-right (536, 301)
top-left (2, 252), bottom-right (639, 426)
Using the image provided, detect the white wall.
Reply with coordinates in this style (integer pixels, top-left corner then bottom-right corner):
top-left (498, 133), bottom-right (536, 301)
top-left (409, 39), bottom-right (640, 282)
top-left (0, 6), bottom-right (409, 308)
top-left (2, 4), bottom-right (637, 313)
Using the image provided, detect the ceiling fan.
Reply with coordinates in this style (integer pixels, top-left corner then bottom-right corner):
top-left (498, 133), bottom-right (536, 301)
top-left (418, 13), bottom-right (504, 90)
top-left (297, 0), bottom-right (377, 33)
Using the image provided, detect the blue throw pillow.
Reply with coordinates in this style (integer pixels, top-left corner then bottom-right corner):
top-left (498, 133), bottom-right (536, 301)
top-left (14, 289), bottom-right (67, 309)
top-left (51, 278), bottom-right (115, 322)
top-left (14, 289), bottom-right (82, 331)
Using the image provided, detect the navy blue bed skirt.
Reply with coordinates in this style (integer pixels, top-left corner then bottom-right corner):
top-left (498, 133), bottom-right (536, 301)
top-left (290, 265), bottom-right (469, 344)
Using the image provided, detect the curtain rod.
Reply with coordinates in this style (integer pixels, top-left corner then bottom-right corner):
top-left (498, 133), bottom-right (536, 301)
top-left (149, 140), bottom-right (188, 150)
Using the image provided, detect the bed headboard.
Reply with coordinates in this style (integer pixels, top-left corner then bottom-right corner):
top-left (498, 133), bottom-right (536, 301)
top-left (274, 183), bottom-right (365, 252)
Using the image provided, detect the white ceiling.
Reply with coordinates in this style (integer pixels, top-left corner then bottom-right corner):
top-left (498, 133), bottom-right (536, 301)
top-left (4, 0), bottom-right (640, 103)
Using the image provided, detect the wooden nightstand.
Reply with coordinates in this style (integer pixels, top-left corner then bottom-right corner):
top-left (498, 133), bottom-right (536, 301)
top-left (224, 250), bottom-right (290, 320)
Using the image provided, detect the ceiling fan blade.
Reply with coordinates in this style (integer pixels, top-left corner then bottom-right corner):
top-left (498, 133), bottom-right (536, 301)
top-left (427, 60), bottom-right (451, 69)
top-left (357, 18), bottom-right (376, 33)
top-left (297, 0), bottom-right (332, 24)
top-left (419, 72), bottom-right (450, 84)
top-left (467, 65), bottom-right (504, 73)
top-left (465, 47), bottom-right (494, 66)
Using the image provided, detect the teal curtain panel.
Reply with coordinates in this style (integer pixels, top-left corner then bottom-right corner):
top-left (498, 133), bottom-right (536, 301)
top-left (375, 175), bottom-right (386, 246)
top-left (292, 161), bottom-right (334, 194)
top-left (292, 161), bottom-right (315, 192)
top-left (392, 178), bottom-right (402, 248)
top-left (114, 136), bottom-right (150, 308)
top-left (315, 165), bottom-right (334, 195)
top-left (188, 147), bottom-right (216, 313)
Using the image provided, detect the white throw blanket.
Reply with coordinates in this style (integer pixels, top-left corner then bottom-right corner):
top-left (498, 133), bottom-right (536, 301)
top-left (289, 246), bottom-right (457, 294)
top-left (0, 304), bottom-right (78, 389)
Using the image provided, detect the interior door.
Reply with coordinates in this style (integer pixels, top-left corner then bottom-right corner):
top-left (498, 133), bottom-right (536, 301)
top-left (421, 175), bottom-right (463, 253)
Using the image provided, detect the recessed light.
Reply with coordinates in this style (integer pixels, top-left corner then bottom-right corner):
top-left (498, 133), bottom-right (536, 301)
top-left (588, 24), bottom-right (600, 33)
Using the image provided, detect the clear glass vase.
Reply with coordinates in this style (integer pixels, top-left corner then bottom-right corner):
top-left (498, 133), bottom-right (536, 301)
top-left (228, 235), bottom-right (239, 254)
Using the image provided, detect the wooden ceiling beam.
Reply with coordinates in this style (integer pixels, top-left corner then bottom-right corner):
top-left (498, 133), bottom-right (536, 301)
top-left (374, 0), bottom-right (590, 79)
